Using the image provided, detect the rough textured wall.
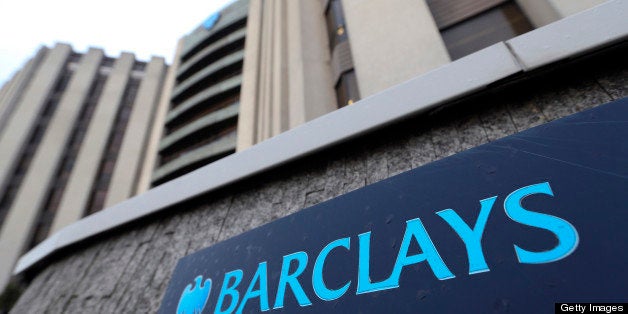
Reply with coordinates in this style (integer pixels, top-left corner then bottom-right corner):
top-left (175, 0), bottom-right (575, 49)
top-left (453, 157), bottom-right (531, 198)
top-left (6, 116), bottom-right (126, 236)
top-left (11, 50), bottom-right (627, 313)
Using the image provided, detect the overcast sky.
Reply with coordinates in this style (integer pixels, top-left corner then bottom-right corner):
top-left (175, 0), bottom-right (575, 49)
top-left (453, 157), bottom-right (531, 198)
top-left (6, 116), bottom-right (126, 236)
top-left (0, 0), bottom-right (235, 86)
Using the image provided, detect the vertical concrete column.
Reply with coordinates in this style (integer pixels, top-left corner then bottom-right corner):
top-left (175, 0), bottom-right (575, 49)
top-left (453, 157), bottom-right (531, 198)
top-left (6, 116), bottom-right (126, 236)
top-left (104, 57), bottom-right (166, 207)
top-left (0, 74), bottom-right (19, 133)
top-left (271, 0), bottom-right (289, 136)
top-left (286, 0), bottom-right (336, 128)
top-left (515, 0), bottom-right (561, 27)
top-left (0, 77), bottom-right (9, 97)
top-left (258, 0), bottom-right (275, 141)
top-left (516, 0), bottom-right (607, 27)
top-left (0, 48), bottom-right (48, 136)
top-left (0, 75), bottom-right (13, 110)
top-left (142, 41), bottom-right (183, 191)
top-left (50, 53), bottom-right (135, 233)
top-left (0, 47), bottom-right (102, 292)
top-left (238, 0), bottom-right (338, 150)
top-left (551, 0), bottom-right (607, 16)
top-left (237, 0), bottom-right (263, 151)
top-left (0, 44), bottom-right (70, 199)
top-left (342, 0), bottom-right (450, 98)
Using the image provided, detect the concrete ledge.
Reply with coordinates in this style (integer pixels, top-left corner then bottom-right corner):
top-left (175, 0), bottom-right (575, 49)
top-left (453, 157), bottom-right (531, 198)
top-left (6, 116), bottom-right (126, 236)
top-left (159, 103), bottom-right (239, 152)
top-left (177, 29), bottom-right (246, 80)
top-left (506, 0), bottom-right (627, 70)
top-left (166, 75), bottom-right (242, 124)
top-left (181, 0), bottom-right (249, 60)
top-left (172, 50), bottom-right (244, 101)
top-left (14, 0), bottom-right (627, 275)
top-left (153, 131), bottom-right (237, 183)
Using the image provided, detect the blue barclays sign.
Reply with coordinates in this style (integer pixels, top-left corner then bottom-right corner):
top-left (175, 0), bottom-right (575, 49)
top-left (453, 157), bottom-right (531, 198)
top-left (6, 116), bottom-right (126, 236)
top-left (159, 98), bottom-right (628, 313)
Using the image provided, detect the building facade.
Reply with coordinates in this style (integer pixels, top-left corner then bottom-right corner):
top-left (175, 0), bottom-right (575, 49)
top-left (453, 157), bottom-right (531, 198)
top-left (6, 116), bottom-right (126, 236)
top-left (5, 0), bottom-right (627, 312)
top-left (151, 0), bottom-right (249, 186)
top-left (235, 0), bottom-right (608, 151)
top-left (152, 0), bottom-right (609, 188)
top-left (0, 43), bottom-right (166, 293)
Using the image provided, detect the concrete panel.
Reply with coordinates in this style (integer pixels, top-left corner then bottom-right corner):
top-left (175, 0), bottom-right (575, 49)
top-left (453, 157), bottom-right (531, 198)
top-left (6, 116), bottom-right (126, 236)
top-left (507, 0), bottom-right (627, 70)
top-left (237, 0), bottom-right (263, 151)
top-left (286, 0), bottom-right (336, 129)
top-left (0, 47), bottom-right (101, 292)
top-left (551, 0), bottom-right (607, 17)
top-left (239, 0), bottom-right (336, 148)
top-left (0, 51), bottom-right (47, 134)
top-left (0, 73), bottom-right (19, 135)
top-left (50, 53), bottom-right (135, 233)
top-left (104, 57), bottom-right (166, 208)
top-left (517, 0), bottom-right (609, 27)
top-left (258, 0), bottom-right (274, 141)
top-left (140, 40), bottom-right (184, 192)
top-left (342, 0), bottom-right (450, 98)
top-left (516, 0), bottom-right (561, 27)
top-left (0, 74), bottom-right (14, 111)
top-left (271, 0), bottom-right (289, 135)
top-left (0, 44), bottom-right (70, 197)
top-left (0, 47), bottom-right (51, 128)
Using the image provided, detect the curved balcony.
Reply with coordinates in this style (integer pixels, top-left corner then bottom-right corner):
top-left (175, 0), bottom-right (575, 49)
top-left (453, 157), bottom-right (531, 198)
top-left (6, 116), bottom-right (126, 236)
top-left (152, 131), bottom-right (237, 185)
top-left (177, 28), bottom-right (246, 82)
top-left (171, 50), bottom-right (244, 104)
top-left (159, 102), bottom-right (239, 153)
top-left (166, 74), bottom-right (242, 126)
top-left (181, 0), bottom-right (249, 61)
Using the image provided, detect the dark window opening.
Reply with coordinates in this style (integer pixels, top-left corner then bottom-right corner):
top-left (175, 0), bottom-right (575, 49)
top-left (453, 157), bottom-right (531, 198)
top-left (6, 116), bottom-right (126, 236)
top-left (133, 61), bottom-right (147, 72)
top-left (429, 1), bottom-right (533, 60)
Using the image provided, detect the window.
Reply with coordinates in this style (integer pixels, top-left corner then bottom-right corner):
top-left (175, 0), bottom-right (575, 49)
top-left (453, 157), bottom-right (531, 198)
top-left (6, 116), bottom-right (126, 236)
top-left (427, 0), bottom-right (533, 60)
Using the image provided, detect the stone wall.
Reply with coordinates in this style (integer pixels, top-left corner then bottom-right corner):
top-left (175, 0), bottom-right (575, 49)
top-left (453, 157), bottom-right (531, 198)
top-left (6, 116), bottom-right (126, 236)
top-left (11, 47), bottom-right (627, 313)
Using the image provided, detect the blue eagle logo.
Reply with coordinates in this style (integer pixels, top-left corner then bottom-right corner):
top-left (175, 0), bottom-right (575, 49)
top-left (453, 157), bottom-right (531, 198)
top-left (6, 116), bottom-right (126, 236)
top-left (203, 12), bottom-right (221, 30)
top-left (177, 276), bottom-right (212, 314)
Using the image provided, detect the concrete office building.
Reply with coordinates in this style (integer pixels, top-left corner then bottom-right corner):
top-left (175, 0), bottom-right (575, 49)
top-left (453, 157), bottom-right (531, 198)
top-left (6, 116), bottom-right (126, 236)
top-left (153, 0), bottom-right (610, 186)
top-left (0, 43), bottom-right (166, 295)
top-left (7, 0), bottom-right (628, 312)
top-left (151, 0), bottom-right (249, 186)
top-left (154, 0), bottom-right (540, 185)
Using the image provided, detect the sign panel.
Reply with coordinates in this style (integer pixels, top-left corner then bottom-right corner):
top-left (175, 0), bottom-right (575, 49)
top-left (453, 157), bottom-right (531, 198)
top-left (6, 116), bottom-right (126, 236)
top-left (202, 12), bottom-right (221, 30)
top-left (159, 98), bottom-right (628, 313)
